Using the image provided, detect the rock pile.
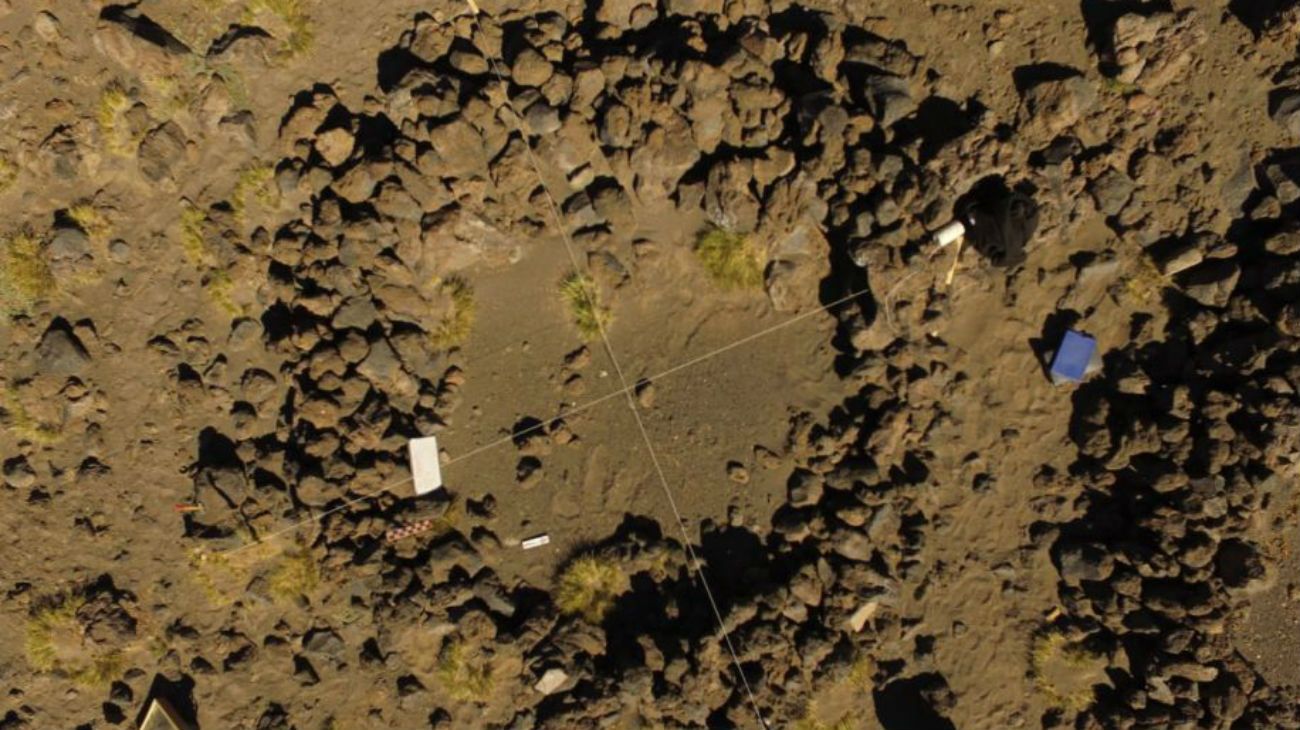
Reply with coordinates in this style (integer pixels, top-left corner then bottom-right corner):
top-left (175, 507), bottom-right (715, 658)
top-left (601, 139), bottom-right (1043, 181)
top-left (1048, 174), bottom-right (1300, 727)
top-left (165, 4), bottom-right (996, 724)
top-left (141, 0), bottom-right (1300, 727)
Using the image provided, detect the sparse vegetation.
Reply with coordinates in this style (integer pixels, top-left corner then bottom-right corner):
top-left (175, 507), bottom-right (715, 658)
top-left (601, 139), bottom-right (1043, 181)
top-left (694, 226), bottom-right (765, 290)
top-left (232, 164), bottom-right (278, 223)
top-left (206, 269), bottom-right (244, 317)
top-left (435, 639), bottom-right (493, 702)
top-left (214, 64), bottom-right (252, 110)
top-left (25, 595), bottom-right (125, 686)
top-left (431, 276), bottom-right (476, 348)
top-left (1123, 254), bottom-right (1166, 305)
top-left (1029, 629), bottom-right (1108, 712)
top-left (96, 84), bottom-right (139, 156)
top-left (179, 203), bottom-right (243, 317)
top-left (555, 554), bottom-right (629, 623)
top-left (559, 271), bottom-right (611, 340)
top-left (0, 156), bottom-right (17, 193)
top-left (268, 543), bottom-right (320, 602)
top-left (144, 73), bottom-right (196, 116)
top-left (2, 385), bottom-right (63, 444)
top-left (243, 0), bottom-right (315, 58)
top-left (794, 715), bottom-right (852, 730)
top-left (180, 203), bottom-right (209, 266)
top-left (420, 498), bottom-right (463, 540)
top-left (1101, 76), bottom-right (1138, 96)
top-left (187, 538), bottom-right (276, 606)
top-left (67, 204), bottom-right (110, 243)
top-left (0, 229), bottom-right (54, 315)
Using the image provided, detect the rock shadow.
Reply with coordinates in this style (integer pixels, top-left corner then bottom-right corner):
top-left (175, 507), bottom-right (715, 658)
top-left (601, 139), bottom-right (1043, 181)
top-left (873, 673), bottom-right (957, 730)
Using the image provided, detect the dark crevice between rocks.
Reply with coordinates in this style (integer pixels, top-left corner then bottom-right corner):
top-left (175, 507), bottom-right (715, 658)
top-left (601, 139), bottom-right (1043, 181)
top-left (1228, 0), bottom-right (1300, 35)
top-left (873, 672), bottom-right (958, 730)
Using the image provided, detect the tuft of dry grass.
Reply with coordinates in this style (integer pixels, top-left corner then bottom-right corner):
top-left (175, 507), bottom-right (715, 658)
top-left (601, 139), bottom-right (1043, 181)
top-left (243, 0), bottom-right (314, 58)
top-left (435, 639), bottom-right (493, 702)
top-left (0, 230), bottom-right (54, 315)
top-left (187, 537), bottom-right (279, 606)
top-left (1122, 255), bottom-right (1166, 305)
top-left (25, 595), bottom-right (125, 686)
top-left (555, 554), bottom-right (629, 624)
top-left (558, 271), bottom-right (611, 341)
top-left (213, 63), bottom-right (252, 110)
top-left (144, 73), bottom-right (197, 117)
top-left (205, 269), bottom-right (244, 317)
top-left (694, 226), bottom-right (765, 290)
top-left (232, 164), bottom-right (278, 223)
top-left (96, 84), bottom-right (139, 156)
top-left (430, 276), bottom-right (476, 349)
top-left (0, 156), bottom-right (17, 193)
top-left (2, 385), bottom-right (63, 444)
top-left (267, 543), bottom-right (320, 602)
top-left (1029, 629), bottom-right (1107, 712)
top-left (178, 204), bottom-right (245, 318)
top-left (180, 203), bottom-right (209, 266)
top-left (67, 204), bottom-right (110, 243)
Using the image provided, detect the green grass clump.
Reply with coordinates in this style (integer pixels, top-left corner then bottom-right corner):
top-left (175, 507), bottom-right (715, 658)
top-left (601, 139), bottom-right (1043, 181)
top-left (694, 226), bottom-right (765, 290)
top-left (0, 230), bottom-right (54, 315)
top-left (96, 84), bottom-right (138, 156)
top-left (267, 543), bottom-right (320, 602)
top-left (1029, 630), bottom-right (1107, 712)
top-left (232, 165), bottom-right (278, 224)
top-left (25, 595), bottom-right (125, 686)
top-left (555, 554), bottom-right (629, 624)
top-left (436, 639), bottom-right (493, 702)
top-left (243, 0), bottom-right (314, 58)
top-left (558, 271), bottom-right (611, 341)
top-left (431, 276), bottom-right (475, 349)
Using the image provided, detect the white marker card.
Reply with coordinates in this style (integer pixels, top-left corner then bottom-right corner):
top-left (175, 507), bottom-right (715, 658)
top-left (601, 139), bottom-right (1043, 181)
top-left (409, 436), bottom-right (444, 496)
top-left (521, 534), bottom-right (550, 550)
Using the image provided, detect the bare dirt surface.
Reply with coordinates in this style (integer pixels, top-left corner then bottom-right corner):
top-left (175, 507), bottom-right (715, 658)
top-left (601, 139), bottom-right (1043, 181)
top-left (3, 0), bottom-right (1300, 729)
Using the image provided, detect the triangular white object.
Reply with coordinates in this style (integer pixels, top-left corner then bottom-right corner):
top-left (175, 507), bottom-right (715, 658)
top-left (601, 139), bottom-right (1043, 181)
top-left (409, 436), bottom-right (444, 495)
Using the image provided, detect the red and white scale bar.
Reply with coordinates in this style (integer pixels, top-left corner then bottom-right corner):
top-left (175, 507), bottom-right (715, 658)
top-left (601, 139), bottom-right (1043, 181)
top-left (385, 519), bottom-right (439, 544)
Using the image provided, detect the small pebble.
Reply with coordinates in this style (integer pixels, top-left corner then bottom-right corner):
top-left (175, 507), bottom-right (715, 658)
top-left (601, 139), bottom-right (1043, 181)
top-left (636, 381), bottom-right (655, 409)
top-left (727, 462), bottom-right (749, 484)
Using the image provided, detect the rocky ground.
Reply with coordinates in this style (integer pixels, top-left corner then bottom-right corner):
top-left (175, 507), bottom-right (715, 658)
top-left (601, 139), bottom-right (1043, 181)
top-left (2, 0), bottom-right (1300, 728)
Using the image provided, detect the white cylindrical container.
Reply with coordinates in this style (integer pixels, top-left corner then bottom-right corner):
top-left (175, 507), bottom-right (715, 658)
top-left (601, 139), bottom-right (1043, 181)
top-left (933, 220), bottom-right (966, 248)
